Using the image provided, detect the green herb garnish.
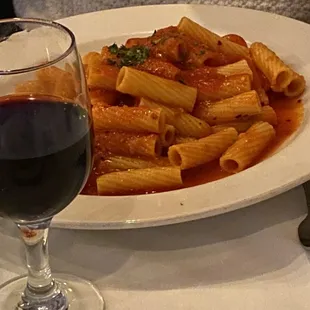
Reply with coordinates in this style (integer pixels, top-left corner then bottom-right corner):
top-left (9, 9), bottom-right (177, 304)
top-left (108, 43), bottom-right (119, 54)
top-left (108, 44), bottom-right (150, 67)
top-left (200, 50), bottom-right (206, 55)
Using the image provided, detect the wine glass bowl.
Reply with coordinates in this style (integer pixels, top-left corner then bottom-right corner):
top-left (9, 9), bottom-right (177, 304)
top-left (0, 18), bottom-right (104, 310)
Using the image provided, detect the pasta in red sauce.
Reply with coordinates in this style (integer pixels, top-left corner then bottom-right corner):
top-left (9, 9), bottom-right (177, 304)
top-left (70, 18), bottom-right (308, 196)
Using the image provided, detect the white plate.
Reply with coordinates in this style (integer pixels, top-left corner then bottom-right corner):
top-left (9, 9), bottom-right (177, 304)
top-left (53, 4), bottom-right (310, 230)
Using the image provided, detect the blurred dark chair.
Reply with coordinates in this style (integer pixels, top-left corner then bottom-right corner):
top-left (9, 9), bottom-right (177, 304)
top-left (0, 0), bottom-right (19, 42)
top-left (1, 0), bottom-right (16, 19)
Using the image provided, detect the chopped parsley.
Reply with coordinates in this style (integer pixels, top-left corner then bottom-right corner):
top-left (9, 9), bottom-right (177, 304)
top-left (108, 43), bottom-right (119, 54)
top-left (108, 43), bottom-right (150, 67)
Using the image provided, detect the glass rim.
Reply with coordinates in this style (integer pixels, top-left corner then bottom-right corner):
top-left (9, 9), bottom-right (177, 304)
top-left (0, 17), bottom-right (76, 76)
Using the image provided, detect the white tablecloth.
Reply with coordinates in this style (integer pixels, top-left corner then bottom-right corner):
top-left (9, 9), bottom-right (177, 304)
top-left (0, 186), bottom-right (309, 309)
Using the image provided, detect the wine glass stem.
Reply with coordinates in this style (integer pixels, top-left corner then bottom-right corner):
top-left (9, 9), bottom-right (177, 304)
top-left (17, 220), bottom-right (56, 298)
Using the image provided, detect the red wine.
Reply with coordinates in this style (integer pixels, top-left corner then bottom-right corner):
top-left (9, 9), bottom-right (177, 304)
top-left (0, 95), bottom-right (93, 223)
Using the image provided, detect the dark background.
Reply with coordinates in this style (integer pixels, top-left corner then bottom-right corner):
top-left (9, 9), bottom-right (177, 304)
top-left (1, 0), bottom-right (16, 19)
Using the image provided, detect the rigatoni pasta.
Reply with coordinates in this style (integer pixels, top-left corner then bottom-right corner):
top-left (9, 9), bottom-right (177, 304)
top-left (173, 112), bottom-right (212, 138)
top-left (82, 51), bottom-right (102, 66)
top-left (97, 167), bottom-right (182, 195)
top-left (194, 90), bottom-right (262, 125)
top-left (15, 80), bottom-right (52, 96)
top-left (177, 17), bottom-right (269, 105)
top-left (96, 131), bottom-right (162, 158)
top-left (101, 156), bottom-right (170, 172)
top-left (139, 98), bottom-right (211, 138)
top-left (16, 66), bottom-right (77, 100)
top-left (92, 106), bottom-right (165, 133)
top-left (168, 128), bottom-right (238, 169)
top-left (284, 73), bottom-right (306, 97)
top-left (159, 125), bottom-right (176, 147)
top-left (216, 60), bottom-right (253, 81)
top-left (181, 18), bottom-right (267, 101)
top-left (181, 72), bottom-right (252, 102)
top-left (139, 97), bottom-right (176, 124)
top-left (250, 42), bottom-right (293, 91)
top-left (220, 122), bottom-right (276, 173)
top-left (116, 66), bottom-right (197, 112)
top-left (78, 17), bottom-right (305, 195)
top-left (87, 65), bottom-right (120, 90)
top-left (199, 74), bottom-right (252, 102)
top-left (252, 106), bottom-right (278, 125)
top-left (178, 17), bottom-right (249, 59)
top-left (211, 105), bottom-right (277, 133)
top-left (136, 58), bottom-right (181, 80)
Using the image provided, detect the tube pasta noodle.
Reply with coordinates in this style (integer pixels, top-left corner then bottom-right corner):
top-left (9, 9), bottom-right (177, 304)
top-left (82, 52), bottom-right (103, 79)
top-left (82, 52), bottom-right (102, 66)
top-left (96, 131), bottom-right (162, 158)
top-left (136, 58), bottom-right (181, 80)
top-left (139, 98), bottom-right (211, 138)
top-left (101, 156), bottom-right (170, 172)
top-left (87, 65), bottom-right (120, 91)
top-left (178, 17), bottom-right (249, 58)
top-left (36, 66), bottom-right (70, 82)
top-left (216, 60), bottom-right (253, 81)
top-left (252, 106), bottom-right (277, 125)
top-left (173, 112), bottom-right (212, 138)
top-left (247, 59), bottom-right (269, 105)
top-left (97, 167), bottom-right (182, 194)
top-left (197, 74), bottom-right (252, 102)
top-left (16, 66), bottom-right (77, 100)
top-left (194, 90), bottom-right (262, 125)
top-left (15, 80), bottom-right (51, 95)
top-left (250, 42), bottom-right (293, 91)
top-left (212, 105), bottom-right (277, 133)
top-left (160, 125), bottom-right (176, 147)
top-left (168, 128), bottom-right (238, 170)
top-left (284, 73), bottom-right (306, 97)
top-left (139, 97), bottom-right (176, 124)
top-left (116, 66), bottom-right (197, 112)
top-left (92, 106), bottom-right (165, 133)
top-left (177, 18), bottom-right (269, 104)
top-left (220, 121), bottom-right (276, 173)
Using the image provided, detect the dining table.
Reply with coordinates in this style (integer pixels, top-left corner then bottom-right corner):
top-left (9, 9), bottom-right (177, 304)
top-left (0, 185), bottom-right (309, 309)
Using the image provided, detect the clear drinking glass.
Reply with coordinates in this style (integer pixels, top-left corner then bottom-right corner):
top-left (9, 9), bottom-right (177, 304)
top-left (0, 18), bottom-right (104, 309)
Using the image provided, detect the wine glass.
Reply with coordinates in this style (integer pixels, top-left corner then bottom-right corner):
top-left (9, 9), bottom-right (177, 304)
top-left (0, 18), bottom-right (104, 309)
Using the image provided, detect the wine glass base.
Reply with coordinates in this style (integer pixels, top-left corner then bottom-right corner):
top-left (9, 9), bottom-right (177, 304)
top-left (0, 273), bottom-right (105, 310)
